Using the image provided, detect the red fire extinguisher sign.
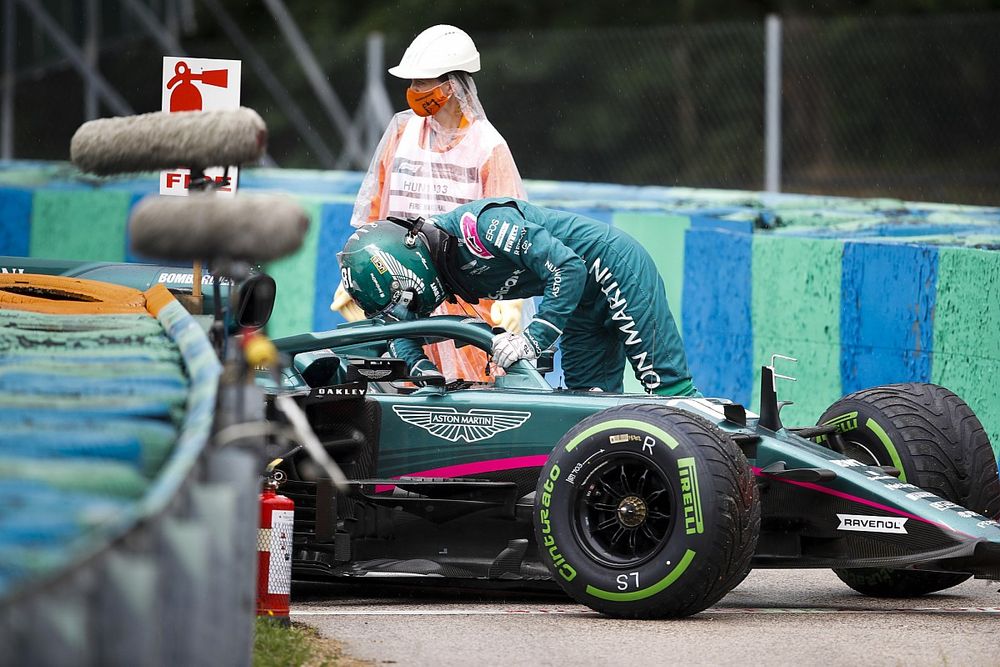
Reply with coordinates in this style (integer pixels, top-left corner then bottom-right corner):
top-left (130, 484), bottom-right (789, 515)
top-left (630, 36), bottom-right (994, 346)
top-left (159, 56), bottom-right (242, 197)
top-left (165, 60), bottom-right (230, 112)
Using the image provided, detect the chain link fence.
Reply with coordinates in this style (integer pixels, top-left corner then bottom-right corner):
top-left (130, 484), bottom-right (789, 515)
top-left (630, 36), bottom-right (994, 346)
top-left (4, 7), bottom-right (1000, 205)
top-left (458, 23), bottom-right (766, 191)
top-left (457, 15), bottom-right (999, 204)
top-left (781, 13), bottom-right (1000, 204)
top-left (288, 14), bottom-right (1000, 205)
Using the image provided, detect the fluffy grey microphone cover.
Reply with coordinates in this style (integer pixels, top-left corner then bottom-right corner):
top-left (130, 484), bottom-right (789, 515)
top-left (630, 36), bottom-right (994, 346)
top-left (129, 193), bottom-right (309, 263)
top-left (71, 107), bottom-right (267, 175)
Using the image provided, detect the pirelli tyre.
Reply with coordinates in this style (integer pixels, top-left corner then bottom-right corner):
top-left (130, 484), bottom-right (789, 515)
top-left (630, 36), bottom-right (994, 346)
top-left (817, 382), bottom-right (1000, 597)
top-left (533, 404), bottom-right (760, 618)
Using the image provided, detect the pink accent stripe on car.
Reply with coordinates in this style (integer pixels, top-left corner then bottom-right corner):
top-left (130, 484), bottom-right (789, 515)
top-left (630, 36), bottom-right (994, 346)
top-left (375, 454), bottom-right (549, 493)
top-left (751, 466), bottom-right (968, 537)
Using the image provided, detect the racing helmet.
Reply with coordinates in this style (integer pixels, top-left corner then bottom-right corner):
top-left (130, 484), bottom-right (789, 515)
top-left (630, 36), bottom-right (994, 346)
top-left (337, 221), bottom-right (447, 321)
top-left (388, 25), bottom-right (481, 79)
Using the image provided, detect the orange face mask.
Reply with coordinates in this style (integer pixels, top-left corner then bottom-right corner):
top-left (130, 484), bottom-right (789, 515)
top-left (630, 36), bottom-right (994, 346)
top-left (406, 84), bottom-right (451, 117)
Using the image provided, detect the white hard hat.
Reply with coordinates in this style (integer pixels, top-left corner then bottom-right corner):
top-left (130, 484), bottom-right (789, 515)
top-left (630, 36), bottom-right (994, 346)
top-left (388, 25), bottom-right (481, 79)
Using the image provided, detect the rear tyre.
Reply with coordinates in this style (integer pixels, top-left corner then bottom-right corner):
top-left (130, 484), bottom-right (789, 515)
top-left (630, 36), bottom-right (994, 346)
top-left (533, 404), bottom-right (759, 618)
top-left (817, 382), bottom-right (1000, 597)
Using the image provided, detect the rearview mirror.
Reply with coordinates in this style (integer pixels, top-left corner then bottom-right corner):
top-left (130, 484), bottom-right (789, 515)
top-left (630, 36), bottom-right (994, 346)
top-left (236, 272), bottom-right (276, 329)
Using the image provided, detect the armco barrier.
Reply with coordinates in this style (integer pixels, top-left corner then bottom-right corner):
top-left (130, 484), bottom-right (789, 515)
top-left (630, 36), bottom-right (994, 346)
top-left (0, 284), bottom-right (260, 666)
top-left (1, 160), bottom-right (998, 468)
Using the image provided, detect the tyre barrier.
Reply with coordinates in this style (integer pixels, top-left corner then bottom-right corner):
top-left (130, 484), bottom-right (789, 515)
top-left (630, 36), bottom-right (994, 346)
top-left (4, 163), bottom-right (1000, 468)
top-left (0, 277), bottom-right (261, 666)
top-left (0, 274), bottom-right (148, 315)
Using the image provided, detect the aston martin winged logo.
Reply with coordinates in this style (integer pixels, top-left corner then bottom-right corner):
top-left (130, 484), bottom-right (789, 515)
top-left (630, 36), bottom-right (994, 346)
top-left (355, 368), bottom-right (393, 380)
top-left (392, 406), bottom-right (532, 443)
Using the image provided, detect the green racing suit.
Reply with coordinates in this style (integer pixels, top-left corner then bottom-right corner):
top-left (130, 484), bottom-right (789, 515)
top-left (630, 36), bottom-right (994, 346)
top-left (393, 198), bottom-right (697, 396)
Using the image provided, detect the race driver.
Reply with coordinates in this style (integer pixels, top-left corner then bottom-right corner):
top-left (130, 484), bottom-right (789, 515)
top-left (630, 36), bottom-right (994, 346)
top-left (338, 197), bottom-right (698, 396)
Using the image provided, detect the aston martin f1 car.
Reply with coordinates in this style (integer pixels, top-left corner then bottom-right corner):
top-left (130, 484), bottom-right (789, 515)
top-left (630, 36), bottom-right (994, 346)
top-left (260, 316), bottom-right (1000, 618)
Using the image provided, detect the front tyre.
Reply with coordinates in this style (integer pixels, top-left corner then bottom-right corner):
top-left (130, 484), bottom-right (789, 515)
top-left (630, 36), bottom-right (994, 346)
top-left (818, 382), bottom-right (1000, 596)
top-left (533, 404), bottom-right (759, 618)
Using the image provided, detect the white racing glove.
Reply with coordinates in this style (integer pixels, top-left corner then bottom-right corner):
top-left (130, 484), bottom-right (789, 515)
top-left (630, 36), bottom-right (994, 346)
top-left (491, 332), bottom-right (538, 369)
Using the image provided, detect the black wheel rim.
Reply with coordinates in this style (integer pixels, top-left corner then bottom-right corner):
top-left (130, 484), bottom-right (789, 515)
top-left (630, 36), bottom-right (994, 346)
top-left (572, 453), bottom-right (675, 568)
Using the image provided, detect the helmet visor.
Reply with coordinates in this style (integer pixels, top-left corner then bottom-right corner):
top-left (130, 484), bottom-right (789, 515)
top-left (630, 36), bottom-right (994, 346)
top-left (366, 287), bottom-right (420, 322)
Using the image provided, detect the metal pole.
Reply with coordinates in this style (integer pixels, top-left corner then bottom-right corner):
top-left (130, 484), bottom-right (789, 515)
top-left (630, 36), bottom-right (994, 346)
top-left (120, 0), bottom-right (186, 55)
top-left (2, 0), bottom-right (16, 159)
top-left (198, 0), bottom-right (338, 169)
top-left (15, 0), bottom-right (133, 116)
top-left (764, 14), bottom-right (781, 192)
top-left (342, 33), bottom-right (394, 170)
top-left (365, 32), bottom-right (394, 148)
top-left (120, 0), bottom-right (277, 167)
top-left (764, 14), bottom-right (782, 193)
top-left (83, 0), bottom-right (100, 120)
top-left (165, 0), bottom-right (180, 41)
top-left (261, 0), bottom-right (366, 168)
top-left (178, 0), bottom-right (197, 34)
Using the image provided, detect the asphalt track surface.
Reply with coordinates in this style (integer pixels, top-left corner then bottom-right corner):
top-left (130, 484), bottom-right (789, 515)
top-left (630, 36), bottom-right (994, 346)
top-left (293, 569), bottom-right (1000, 666)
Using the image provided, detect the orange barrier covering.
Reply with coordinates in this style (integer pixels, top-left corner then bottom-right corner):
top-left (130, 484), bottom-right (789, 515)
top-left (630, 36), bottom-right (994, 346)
top-left (0, 274), bottom-right (148, 315)
top-left (142, 283), bottom-right (175, 318)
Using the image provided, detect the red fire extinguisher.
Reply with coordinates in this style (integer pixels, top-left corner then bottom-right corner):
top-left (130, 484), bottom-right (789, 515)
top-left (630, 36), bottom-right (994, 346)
top-left (257, 462), bottom-right (294, 624)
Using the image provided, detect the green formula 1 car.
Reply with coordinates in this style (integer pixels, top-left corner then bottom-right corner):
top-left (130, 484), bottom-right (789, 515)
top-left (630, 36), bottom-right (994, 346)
top-left (261, 315), bottom-right (1000, 618)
